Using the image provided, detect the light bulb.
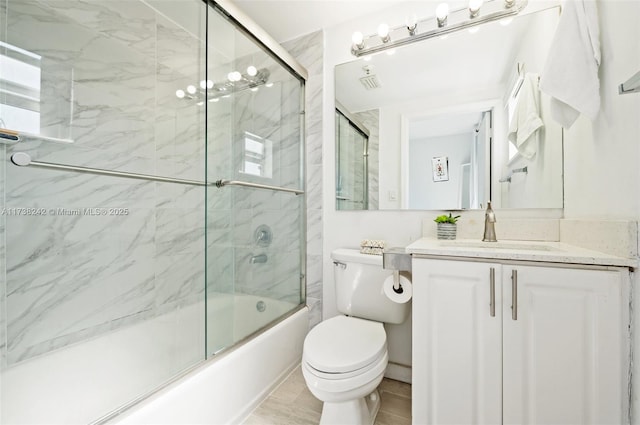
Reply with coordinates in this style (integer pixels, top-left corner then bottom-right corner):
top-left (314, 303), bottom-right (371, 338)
top-left (377, 23), bottom-right (390, 43)
top-left (247, 66), bottom-right (257, 76)
top-left (175, 89), bottom-right (185, 99)
top-left (227, 71), bottom-right (242, 82)
top-left (186, 85), bottom-right (197, 94)
top-left (469, 0), bottom-right (483, 17)
top-left (351, 31), bottom-right (365, 49)
top-left (436, 3), bottom-right (449, 27)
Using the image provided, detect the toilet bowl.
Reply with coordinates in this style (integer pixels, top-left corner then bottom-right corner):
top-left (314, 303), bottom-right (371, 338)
top-left (302, 316), bottom-right (388, 424)
top-left (301, 249), bottom-right (411, 425)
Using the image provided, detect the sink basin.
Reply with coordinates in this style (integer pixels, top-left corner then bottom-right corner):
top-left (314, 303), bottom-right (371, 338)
top-left (439, 240), bottom-right (563, 252)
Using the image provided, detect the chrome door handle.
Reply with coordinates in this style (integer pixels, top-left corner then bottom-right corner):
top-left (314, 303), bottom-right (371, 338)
top-left (511, 269), bottom-right (518, 320)
top-left (489, 267), bottom-right (495, 317)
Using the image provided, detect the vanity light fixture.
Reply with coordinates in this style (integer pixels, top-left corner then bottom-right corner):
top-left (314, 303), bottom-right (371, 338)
top-left (349, 0), bottom-right (527, 57)
top-left (175, 67), bottom-right (270, 101)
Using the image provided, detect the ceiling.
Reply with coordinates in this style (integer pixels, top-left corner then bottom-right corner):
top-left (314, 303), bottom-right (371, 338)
top-left (232, 0), bottom-right (407, 43)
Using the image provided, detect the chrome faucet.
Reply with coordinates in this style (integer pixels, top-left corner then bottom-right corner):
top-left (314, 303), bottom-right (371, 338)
top-left (482, 201), bottom-right (497, 242)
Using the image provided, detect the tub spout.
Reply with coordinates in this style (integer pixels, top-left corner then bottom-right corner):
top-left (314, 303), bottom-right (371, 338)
top-left (482, 201), bottom-right (497, 242)
top-left (250, 254), bottom-right (268, 264)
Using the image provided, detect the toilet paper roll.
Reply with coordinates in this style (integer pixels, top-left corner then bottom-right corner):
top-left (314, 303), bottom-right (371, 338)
top-left (383, 273), bottom-right (412, 303)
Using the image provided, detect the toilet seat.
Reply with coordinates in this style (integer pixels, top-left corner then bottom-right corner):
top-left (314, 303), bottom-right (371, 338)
top-left (303, 315), bottom-right (387, 377)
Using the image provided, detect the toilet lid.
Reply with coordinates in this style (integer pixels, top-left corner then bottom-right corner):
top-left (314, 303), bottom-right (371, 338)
top-left (303, 316), bottom-right (386, 373)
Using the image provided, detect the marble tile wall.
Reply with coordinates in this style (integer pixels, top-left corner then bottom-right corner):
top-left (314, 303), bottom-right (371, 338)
top-left (221, 55), bottom-right (304, 305)
top-left (282, 30), bottom-right (324, 328)
top-left (1, 0), bottom-right (208, 365)
top-left (1, 0), bottom-right (309, 369)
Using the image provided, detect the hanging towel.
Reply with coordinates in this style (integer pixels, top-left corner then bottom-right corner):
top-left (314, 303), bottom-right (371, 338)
top-left (508, 73), bottom-right (543, 160)
top-left (539, 0), bottom-right (601, 129)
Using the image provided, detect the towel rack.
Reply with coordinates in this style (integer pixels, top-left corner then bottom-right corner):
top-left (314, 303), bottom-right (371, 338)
top-left (10, 152), bottom-right (304, 195)
top-left (619, 71), bottom-right (640, 95)
top-left (499, 166), bottom-right (528, 183)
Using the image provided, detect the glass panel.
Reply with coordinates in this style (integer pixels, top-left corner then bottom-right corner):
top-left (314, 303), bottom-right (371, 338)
top-left (0, 0), bottom-right (206, 422)
top-left (336, 111), bottom-right (368, 210)
top-left (206, 6), bottom-right (304, 356)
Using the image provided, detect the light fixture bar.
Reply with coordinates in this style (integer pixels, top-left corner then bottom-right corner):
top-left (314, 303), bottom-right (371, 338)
top-left (351, 0), bottom-right (527, 57)
top-left (176, 68), bottom-right (270, 101)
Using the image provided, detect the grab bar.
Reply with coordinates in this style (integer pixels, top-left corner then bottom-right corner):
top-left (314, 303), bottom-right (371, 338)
top-left (10, 152), bottom-right (207, 186)
top-left (499, 166), bottom-right (528, 183)
top-left (10, 152), bottom-right (304, 195)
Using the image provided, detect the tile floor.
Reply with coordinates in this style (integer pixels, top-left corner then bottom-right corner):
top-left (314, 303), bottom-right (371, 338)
top-left (243, 365), bottom-right (412, 425)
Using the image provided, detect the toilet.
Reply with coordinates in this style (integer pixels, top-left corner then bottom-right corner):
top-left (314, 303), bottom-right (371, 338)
top-left (302, 248), bottom-right (410, 425)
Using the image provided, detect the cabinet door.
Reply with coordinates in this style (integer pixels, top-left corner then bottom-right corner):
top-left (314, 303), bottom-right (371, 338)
top-left (413, 259), bottom-right (502, 424)
top-left (502, 266), bottom-right (626, 425)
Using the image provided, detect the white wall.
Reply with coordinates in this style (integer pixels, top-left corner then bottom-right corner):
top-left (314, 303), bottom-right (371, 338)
top-left (408, 132), bottom-right (473, 210)
top-left (561, 1), bottom-right (640, 219)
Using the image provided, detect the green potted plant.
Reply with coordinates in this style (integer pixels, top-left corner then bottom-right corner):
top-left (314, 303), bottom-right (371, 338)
top-left (434, 213), bottom-right (461, 240)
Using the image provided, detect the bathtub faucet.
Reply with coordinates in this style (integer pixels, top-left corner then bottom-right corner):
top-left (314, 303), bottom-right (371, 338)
top-left (250, 254), bottom-right (268, 264)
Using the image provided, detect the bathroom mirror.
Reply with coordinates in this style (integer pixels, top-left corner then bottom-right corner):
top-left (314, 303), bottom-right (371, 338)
top-left (334, 5), bottom-right (563, 210)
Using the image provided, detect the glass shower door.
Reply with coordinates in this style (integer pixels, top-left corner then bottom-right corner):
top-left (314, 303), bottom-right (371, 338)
top-left (205, 5), bottom-right (305, 355)
top-left (0, 0), bottom-right (208, 422)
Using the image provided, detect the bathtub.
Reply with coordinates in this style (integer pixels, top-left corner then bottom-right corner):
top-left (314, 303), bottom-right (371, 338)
top-left (1, 294), bottom-right (308, 425)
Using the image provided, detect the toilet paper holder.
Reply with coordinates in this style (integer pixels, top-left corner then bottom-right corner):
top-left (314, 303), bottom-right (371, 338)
top-left (382, 248), bottom-right (412, 294)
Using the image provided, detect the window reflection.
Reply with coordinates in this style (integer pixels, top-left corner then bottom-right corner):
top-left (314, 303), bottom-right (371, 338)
top-left (0, 41), bottom-right (41, 133)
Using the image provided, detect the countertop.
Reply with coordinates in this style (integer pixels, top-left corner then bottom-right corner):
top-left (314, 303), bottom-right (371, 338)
top-left (405, 238), bottom-right (637, 269)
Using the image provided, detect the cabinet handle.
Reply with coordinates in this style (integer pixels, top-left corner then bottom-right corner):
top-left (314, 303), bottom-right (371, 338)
top-left (489, 267), bottom-right (495, 317)
top-left (511, 269), bottom-right (518, 320)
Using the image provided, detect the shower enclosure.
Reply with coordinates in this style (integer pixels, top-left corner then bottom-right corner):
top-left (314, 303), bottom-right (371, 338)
top-left (0, 0), bottom-right (305, 423)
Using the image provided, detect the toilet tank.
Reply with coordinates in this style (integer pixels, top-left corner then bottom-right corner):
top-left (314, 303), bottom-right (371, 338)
top-left (331, 248), bottom-right (410, 324)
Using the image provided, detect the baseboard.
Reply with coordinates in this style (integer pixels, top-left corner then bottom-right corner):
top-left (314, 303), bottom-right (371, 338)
top-left (384, 362), bottom-right (411, 384)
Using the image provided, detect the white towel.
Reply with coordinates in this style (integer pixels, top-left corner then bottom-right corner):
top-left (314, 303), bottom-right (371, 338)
top-left (539, 0), bottom-right (601, 129)
top-left (508, 73), bottom-right (543, 160)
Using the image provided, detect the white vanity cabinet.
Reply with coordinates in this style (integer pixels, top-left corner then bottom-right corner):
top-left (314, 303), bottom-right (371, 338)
top-left (412, 258), bottom-right (630, 425)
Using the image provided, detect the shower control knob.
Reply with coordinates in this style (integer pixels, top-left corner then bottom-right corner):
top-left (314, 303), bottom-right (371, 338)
top-left (254, 224), bottom-right (273, 247)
